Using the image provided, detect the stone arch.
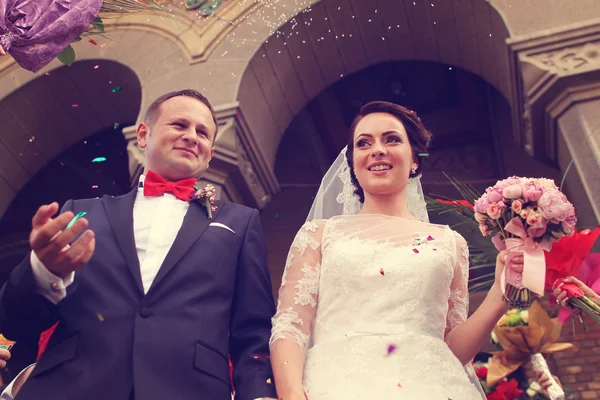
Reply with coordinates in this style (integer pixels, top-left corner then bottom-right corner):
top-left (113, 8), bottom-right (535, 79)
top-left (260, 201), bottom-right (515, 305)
top-left (236, 0), bottom-right (513, 168)
top-left (0, 59), bottom-right (141, 218)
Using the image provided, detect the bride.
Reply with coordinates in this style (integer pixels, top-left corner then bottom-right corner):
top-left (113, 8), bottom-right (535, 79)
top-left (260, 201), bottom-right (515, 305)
top-left (269, 101), bottom-right (523, 399)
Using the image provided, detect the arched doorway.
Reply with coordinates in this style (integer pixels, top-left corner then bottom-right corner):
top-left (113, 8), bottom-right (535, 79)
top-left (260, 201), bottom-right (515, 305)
top-left (0, 60), bottom-right (141, 282)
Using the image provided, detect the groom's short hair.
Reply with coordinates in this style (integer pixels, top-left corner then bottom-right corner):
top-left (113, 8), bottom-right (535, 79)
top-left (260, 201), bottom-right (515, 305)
top-left (144, 89), bottom-right (219, 138)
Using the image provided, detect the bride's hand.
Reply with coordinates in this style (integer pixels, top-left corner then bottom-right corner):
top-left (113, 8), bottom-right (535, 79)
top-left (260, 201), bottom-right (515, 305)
top-left (493, 250), bottom-right (524, 289)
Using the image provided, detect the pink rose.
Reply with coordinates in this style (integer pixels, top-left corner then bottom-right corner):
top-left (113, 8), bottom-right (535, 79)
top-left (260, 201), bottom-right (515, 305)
top-left (537, 190), bottom-right (575, 222)
top-left (502, 185), bottom-right (522, 199)
top-left (511, 200), bottom-right (523, 213)
top-left (474, 195), bottom-right (489, 214)
top-left (526, 211), bottom-right (541, 226)
top-left (486, 204), bottom-right (502, 220)
top-left (488, 190), bottom-right (503, 204)
top-left (520, 209), bottom-right (529, 219)
top-left (474, 212), bottom-right (488, 223)
top-left (524, 188), bottom-right (542, 202)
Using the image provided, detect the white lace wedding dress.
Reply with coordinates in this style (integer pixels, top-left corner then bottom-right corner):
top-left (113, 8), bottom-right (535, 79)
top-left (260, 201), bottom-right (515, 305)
top-left (270, 214), bottom-right (484, 400)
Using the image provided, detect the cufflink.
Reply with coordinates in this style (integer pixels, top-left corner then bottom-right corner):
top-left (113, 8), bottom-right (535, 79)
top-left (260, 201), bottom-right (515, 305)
top-left (50, 281), bottom-right (61, 292)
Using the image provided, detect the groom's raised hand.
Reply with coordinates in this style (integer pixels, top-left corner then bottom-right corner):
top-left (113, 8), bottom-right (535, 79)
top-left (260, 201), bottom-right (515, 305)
top-left (29, 202), bottom-right (95, 277)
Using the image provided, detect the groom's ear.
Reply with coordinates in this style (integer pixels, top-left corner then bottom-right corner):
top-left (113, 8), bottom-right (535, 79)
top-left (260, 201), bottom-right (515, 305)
top-left (137, 122), bottom-right (150, 150)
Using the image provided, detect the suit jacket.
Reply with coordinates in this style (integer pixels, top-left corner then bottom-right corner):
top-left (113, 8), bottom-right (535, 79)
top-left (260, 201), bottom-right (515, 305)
top-left (0, 189), bottom-right (277, 400)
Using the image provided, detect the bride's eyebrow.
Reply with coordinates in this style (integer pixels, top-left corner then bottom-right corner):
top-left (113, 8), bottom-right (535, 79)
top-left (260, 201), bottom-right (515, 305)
top-left (356, 131), bottom-right (404, 140)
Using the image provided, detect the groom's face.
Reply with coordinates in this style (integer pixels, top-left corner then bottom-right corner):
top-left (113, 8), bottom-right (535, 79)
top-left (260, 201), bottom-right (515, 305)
top-left (137, 96), bottom-right (216, 181)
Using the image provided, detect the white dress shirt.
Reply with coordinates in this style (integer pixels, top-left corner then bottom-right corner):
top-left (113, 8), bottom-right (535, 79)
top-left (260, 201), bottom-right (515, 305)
top-left (31, 175), bottom-right (189, 301)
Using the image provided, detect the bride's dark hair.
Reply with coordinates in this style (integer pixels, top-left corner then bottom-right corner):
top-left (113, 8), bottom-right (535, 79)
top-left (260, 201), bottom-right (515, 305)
top-left (346, 101), bottom-right (433, 203)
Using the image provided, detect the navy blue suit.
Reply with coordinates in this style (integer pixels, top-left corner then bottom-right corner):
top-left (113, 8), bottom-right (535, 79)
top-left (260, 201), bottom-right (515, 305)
top-left (0, 189), bottom-right (277, 400)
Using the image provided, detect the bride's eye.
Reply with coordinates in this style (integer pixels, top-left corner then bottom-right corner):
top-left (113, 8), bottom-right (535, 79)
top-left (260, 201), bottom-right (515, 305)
top-left (387, 136), bottom-right (402, 143)
top-left (356, 139), bottom-right (370, 148)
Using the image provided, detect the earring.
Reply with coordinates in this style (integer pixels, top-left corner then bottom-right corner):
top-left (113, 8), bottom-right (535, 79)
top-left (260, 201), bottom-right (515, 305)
top-left (411, 166), bottom-right (417, 175)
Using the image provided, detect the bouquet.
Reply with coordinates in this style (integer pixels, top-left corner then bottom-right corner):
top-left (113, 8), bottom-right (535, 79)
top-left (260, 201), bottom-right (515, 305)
top-left (473, 177), bottom-right (576, 308)
top-left (487, 302), bottom-right (577, 400)
top-left (472, 357), bottom-right (523, 400)
top-left (545, 228), bottom-right (600, 326)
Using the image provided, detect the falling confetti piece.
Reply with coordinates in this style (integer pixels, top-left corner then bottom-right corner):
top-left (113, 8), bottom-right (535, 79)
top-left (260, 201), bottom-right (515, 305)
top-left (253, 354), bottom-right (270, 359)
top-left (274, 213), bottom-right (280, 220)
top-left (45, 72), bottom-right (50, 76)
top-left (433, 248), bottom-right (437, 251)
top-left (89, 39), bottom-right (98, 45)
top-left (418, 153), bottom-right (429, 157)
top-left (112, 86), bottom-right (122, 93)
top-left (379, 268), bottom-right (385, 276)
top-left (412, 248), bottom-right (419, 254)
top-left (66, 212), bottom-right (87, 229)
top-left (266, 378), bottom-right (272, 384)
top-left (113, 122), bottom-right (120, 129)
top-left (92, 157), bottom-right (107, 163)
top-left (398, 383), bottom-right (403, 388)
top-left (96, 313), bottom-right (104, 322)
top-left (427, 235), bottom-right (435, 241)
top-left (94, 65), bottom-right (99, 69)
top-left (92, 185), bottom-right (98, 189)
top-left (386, 344), bottom-right (397, 356)
top-left (29, 136), bottom-right (35, 142)
top-left (284, 361), bottom-right (289, 365)
top-left (72, 104), bottom-right (79, 108)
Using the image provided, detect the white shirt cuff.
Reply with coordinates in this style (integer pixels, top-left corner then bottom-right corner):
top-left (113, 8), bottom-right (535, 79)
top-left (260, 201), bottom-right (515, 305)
top-left (30, 251), bottom-right (74, 305)
top-left (0, 363), bottom-right (36, 400)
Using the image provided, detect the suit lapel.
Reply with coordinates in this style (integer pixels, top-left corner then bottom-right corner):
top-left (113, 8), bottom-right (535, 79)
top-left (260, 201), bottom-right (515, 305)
top-left (103, 189), bottom-right (144, 295)
top-left (147, 200), bottom-right (225, 294)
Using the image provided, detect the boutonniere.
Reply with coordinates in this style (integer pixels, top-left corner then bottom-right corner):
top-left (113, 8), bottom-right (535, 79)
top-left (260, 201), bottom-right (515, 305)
top-left (191, 184), bottom-right (217, 219)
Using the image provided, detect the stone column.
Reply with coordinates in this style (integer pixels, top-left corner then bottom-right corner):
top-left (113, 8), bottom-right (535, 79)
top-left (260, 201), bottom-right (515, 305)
top-left (555, 95), bottom-right (600, 226)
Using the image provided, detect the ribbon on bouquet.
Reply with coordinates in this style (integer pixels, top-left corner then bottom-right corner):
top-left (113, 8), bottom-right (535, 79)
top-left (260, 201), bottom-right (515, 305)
top-left (500, 217), bottom-right (547, 297)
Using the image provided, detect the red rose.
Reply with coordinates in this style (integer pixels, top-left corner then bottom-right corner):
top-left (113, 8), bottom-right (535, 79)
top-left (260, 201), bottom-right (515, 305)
top-left (553, 280), bottom-right (585, 298)
top-left (496, 379), bottom-right (523, 400)
top-left (475, 366), bottom-right (488, 380)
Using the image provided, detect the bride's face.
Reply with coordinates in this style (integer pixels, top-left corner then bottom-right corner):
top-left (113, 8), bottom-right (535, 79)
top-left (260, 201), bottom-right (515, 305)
top-left (352, 112), bottom-right (417, 198)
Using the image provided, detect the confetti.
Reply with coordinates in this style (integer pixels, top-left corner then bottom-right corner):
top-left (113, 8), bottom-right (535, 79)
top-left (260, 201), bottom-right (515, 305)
top-left (418, 153), bottom-right (429, 157)
top-left (379, 268), bottom-right (385, 276)
top-left (66, 212), bottom-right (87, 229)
top-left (72, 104), bottom-right (79, 108)
top-left (266, 378), bottom-right (272, 384)
top-left (274, 213), bottom-right (280, 220)
top-left (92, 185), bottom-right (98, 189)
top-left (96, 313), bottom-right (104, 322)
top-left (29, 136), bottom-right (35, 142)
top-left (92, 157), bottom-right (107, 163)
top-left (412, 248), bottom-right (419, 254)
top-left (427, 235), bottom-right (435, 241)
top-left (386, 344), bottom-right (397, 356)
top-left (113, 122), bottom-right (120, 129)
top-left (398, 383), bottom-right (403, 388)
top-left (112, 86), bottom-right (122, 93)
top-left (89, 39), bottom-right (98, 45)
top-left (45, 72), bottom-right (50, 76)
top-left (253, 354), bottom-right (270, 359)
top-left (94, 65), bottom-right (99, 69)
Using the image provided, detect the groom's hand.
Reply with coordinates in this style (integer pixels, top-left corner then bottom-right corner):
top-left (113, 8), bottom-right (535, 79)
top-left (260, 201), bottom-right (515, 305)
top-left (29, 202), bottom-right (95, 277)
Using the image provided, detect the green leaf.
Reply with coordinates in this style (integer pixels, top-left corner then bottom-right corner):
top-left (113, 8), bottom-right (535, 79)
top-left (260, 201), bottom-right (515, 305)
top-left (57, 45), bottom-right (76, 66)
top-left (92, 16), bottom-right (104, 33)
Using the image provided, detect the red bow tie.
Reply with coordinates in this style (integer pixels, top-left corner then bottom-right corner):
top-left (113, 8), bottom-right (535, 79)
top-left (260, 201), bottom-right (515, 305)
top-left (143, 170), bottom-right (197, 202)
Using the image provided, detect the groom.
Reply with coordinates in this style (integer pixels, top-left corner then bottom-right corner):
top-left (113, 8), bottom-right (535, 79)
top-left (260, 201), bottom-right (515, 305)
top-left (0, 89), bottom-right (277, 400)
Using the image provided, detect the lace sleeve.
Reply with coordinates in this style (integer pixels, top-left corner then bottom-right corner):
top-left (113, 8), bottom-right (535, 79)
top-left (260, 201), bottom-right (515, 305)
top-left (445, 231), bottom-right (469, 337)
top-left (269, 220), bottom-right (323, 357)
